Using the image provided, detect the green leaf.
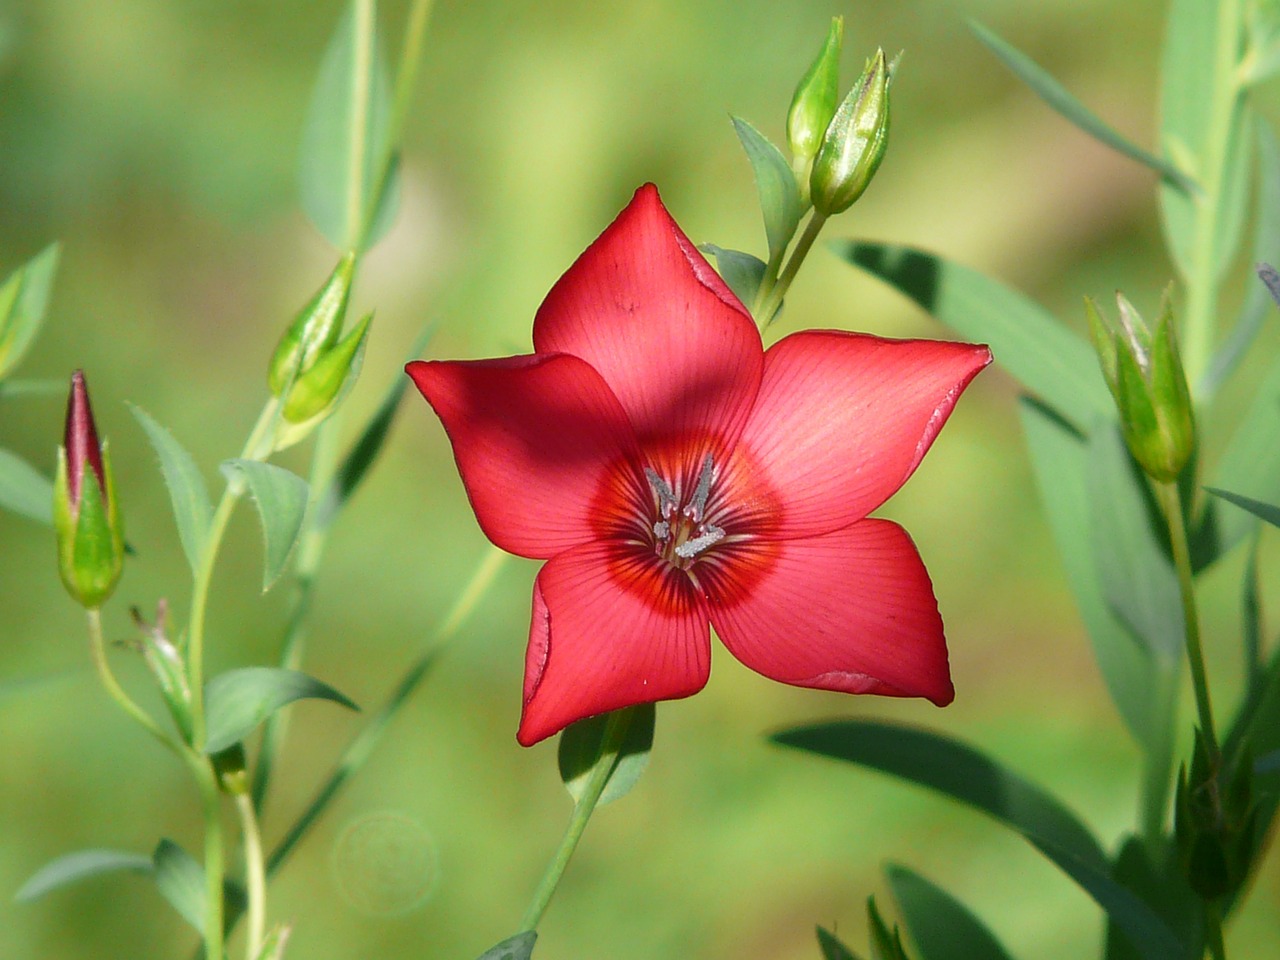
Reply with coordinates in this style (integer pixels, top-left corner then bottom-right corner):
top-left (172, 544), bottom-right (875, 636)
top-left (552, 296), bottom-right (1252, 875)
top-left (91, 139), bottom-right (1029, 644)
top-left (732, 117), bottom-right (803, 263)
top-left (474, 932), bottom-right (536, 960)
top-left (885, 864), bottom-right (1015, 960)
top-left (130, 404), bottom-right (212, 574)
top-left (1205, 487), bottom-right (1280, 529)
top-left (968, 20), bottom-right (1195, 196)
top-left (817, 927), bottom-right (863, 960)
top-left (866, 896), bottom-right (909, 960)
top-left (14, 848), bottom-right (152, 902)
top-left (0, 242), bottom-right (60, 380)
top-left (700, 244), bottom-right (767, 310)
top-left (220, 459), bottom-right (309, 590)
top-left (1104, 837), bottom-right (1201, 960)
top-left (0, 378), bottom-right (64, 400)
top-left (558, 702), bottom-right (655, 807)
top-left (299, 0), bottom-right (397, 252)
top-left (152, 839), bottom-right (205, 932)
top-left (203, 667), bottom-right (357, 754)
top-left (836, 242), bottom-right (1112, 430)
top-left (0, 447), bottom-right (52, 524)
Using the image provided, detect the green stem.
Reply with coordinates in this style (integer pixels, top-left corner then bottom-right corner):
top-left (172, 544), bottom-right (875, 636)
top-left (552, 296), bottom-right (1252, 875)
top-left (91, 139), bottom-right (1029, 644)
top-left (234, 792), bottom-right (267, 960)
top-left (1181, 0), bottom-right (1244, 390)
top-left (1158, 482), bottom-right (1219, 762)
top-left (1206, 901), bottom-right (1227, 960)
top-left (346, 0), bottom-right (375, 252)
top-left (518, 708), bottom-right (635, 933)
top-left (755, 212), bottom-right (828, 329)
top-left (85, 608), bottom-right (180, 756)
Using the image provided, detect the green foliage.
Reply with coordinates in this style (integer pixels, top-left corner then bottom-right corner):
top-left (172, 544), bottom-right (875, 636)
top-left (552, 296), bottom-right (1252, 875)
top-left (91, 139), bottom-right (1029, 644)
top-left (0, 243), bottom-right (60, 381)
top-left (475, 932), bottom-right (537, 960)
top-left (558, 703), bottom-right (655, 808)
top-left (151, 839), bottom-right (206, 932)
top-left (130, 404), bottom-right (212, 574)
top-left (0, 447), bottom-right (52, 524)
top-left (203, 667), bottom-right (357, 754)
top-left (219, 459), bottom-right (309, 590)
top-left (700, 244), bottom-right (767, 309)
top-left (816, 926), bottom-right (861, 960)
top-left (732, 117), bottom-right (803, 264)
top-left (14, 848), bottom-right (152, 902)
top-left (884, 864), bottom-right (1014, 960)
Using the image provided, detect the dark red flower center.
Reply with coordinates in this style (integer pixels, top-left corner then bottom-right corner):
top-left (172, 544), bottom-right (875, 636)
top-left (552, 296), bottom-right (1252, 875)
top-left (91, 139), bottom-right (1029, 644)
top-left (645, 454), bottom-right (727, 570)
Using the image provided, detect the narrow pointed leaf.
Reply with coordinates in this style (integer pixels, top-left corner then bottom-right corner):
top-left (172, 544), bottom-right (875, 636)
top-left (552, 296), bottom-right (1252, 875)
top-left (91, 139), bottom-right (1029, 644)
top-left (700, 244), bottom-right (767, 310)
top-left (475, 932), bottom-right (536, 960)
top-left (299, 0), bottom-right (398, 251)
top-left (558, 702), bottom-right (655, 807)
top-left (885, 864), bottom-right (1015, 960)
top-left (732, 117), bottom-right (803, 262)
top-left (15, 848), bottom-right (152, 902)
top-left (0, 447), bottom-right (52, 524)
top-left (1206, 487), bottom-right (1280, 529)
top-left (1104, 837), bottom-right (1202, 960)
top-left (836, 242), bottom-right (1111, 430)
top-left (203, 667), bottom-right (357, 754)
top-left (969, 20), bottom-right (1194, 195)
top-left (220, 459), bottom-right (309, 590)
top-left (130, 405), bottom-right (212, 572)
top-left (817, 927), bottom-right (862, 960)
top-left (152, 839), bottom-right (205, 932)
top-left (0, 242), bottom-right (60, 379)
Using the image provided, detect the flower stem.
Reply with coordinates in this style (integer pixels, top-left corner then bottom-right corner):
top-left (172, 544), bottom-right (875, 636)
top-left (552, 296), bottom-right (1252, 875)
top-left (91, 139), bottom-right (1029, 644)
top-left (1157, 482), bottom-right (1219, 762)
top-left (85, 607), bottom-right (179, 756)
top-left (754, 212), bottom-right (828, 329)
top-left (1206, 901), bottom-right (1227, 960)
top-left (518, 707), bottom-right (635, 933)
top-left (234, 792), bottom-right (267, 960)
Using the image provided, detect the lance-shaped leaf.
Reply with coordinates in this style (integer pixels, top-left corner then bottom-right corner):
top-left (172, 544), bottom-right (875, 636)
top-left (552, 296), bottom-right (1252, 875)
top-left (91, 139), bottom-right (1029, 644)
top-left (732, 117), bottom-right (803, 263)
top-left (558, 702), bottom-right (655, 808)
top-left (203, 667), bottom-right (357, 754)
top-left (474, 932), bottom-right (536, 960)
top-left (1206, 487), bottom-right (1280, 529)
top-left (0, 447), bottom-right (52, 524)
top-left (836, 242), bottom-right (1111, 431)
top-left (0, 242), bottom-right (60, 381)
top-left (152, 839), bottom-right (205, 932)
top-left (1104, 837), bottom-right (1202, 960)
top-left (969, 20), bottom-right (1194, 195)
top-left (130, 405), bottom-right (212, 573)
top-left (300, 0), bottom-right (398, 252)
top-left (700, 244), bottom-right (767, 310)
top-left (15, 848), bottom-right (152, 902)
top-left (885, 863), bottom-right (1015, 960)
top-left (220, 459), bottom-right (309, 590)
top-left (816, 927), bottom-right (861, 960)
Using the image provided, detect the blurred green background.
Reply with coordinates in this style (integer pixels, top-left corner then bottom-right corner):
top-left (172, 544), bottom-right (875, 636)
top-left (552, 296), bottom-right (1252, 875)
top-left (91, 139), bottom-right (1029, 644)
top-left (2, 0), bottom-right (1277, 957)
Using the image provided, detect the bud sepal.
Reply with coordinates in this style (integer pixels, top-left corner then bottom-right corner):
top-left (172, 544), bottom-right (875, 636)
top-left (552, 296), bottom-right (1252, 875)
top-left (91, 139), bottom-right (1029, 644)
top-left (787, 17), bottom-right (843, 199)
top-left (809, 48), bottom-right (891, 216)
top-left (267, 253), bottom-right (356, 397)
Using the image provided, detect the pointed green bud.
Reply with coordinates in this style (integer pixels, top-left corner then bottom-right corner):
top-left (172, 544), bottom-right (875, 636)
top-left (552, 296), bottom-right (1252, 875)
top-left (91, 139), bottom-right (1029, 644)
top-left (788, 18), bottom-right (844, 171)
top-left (810, 48), bottom-right (890, 216)
top-left (267, 252), bottom-right (356, 396)
top-left (1086, 290), bottom-right (1194, 483)
top-left (281, 311), bottom-right (372, 424)
top-left (54, 371), bottom-right (125, 608)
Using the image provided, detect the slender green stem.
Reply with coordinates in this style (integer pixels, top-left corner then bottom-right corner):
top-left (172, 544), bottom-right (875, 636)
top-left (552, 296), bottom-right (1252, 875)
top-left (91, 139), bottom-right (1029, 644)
top-left (755, 212), bottom-right (828, 329)
top-left (518, 708), bottom-right (634, 932)
top-left (1158, 482), bottom-right (1219, 761)
top-left (85, 608), bottom-right (180, 756)
top-left (1181, 0), bottom-right (1244, 390)
top-left (1206, 902), bottom-right (1227, 960)
top-left (346, 0), bottom-right (375, 252)
top-left (234, 792), bottom-right (267, 960)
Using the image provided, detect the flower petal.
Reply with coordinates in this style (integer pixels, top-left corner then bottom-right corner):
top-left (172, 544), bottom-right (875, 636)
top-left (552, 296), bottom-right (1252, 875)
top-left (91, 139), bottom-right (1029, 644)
top-left (703, 519), bottom-right (953, 705)
top-left (407, 354), bottom-right (644, 559)
top-left (533, 184), bottom-right (763, 453)
top-left (725, 331), bottom-right (991, 538)
top-left (518, 540), bottom-right (710, 746)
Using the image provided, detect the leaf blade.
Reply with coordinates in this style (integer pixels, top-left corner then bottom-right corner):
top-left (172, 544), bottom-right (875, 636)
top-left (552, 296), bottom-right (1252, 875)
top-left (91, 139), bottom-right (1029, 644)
top-left (130, 404), bottom-right (212, 573)
top-left (15, 848), bottom-right (152, 902)
top-left (203, 667), bottom-right (357, 754)
top-left (885, 863), bottom-right (1015, 960)
top-left (700, 244), bottom-right (767, 310)
top-left (220, 459), bottom-right (310, 590)
top-left (732, 116), bottom-right (803, 264)
top-left (474, 932), bottom-right (537, 960)
top-left (0, 447), bottom-right (53, 524)
top-left (152, 838), bottom-right (206, 932)
top-left (558, 702), bottom-right (655, 808)
top-left (0, 242), bottom-right (61, 379)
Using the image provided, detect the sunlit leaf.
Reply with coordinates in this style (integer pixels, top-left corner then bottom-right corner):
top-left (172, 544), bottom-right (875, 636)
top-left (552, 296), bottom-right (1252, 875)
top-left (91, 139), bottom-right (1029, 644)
top-left (700, 244), bottom-right (767, 310)
top-left (885, 863), bottom-right (1015, 960)
top-left (968, 20), bottom-right (1194, 195)
top-left (0, 447), bottom-right (52, 524)
top-left (474, 931), bottom-right (536, 960)
top-left (220, 459), bottom-right (309, 590)
top-left (836, 242), bottom-right (1111, 430)
top-left (203, 667), bottom-right (357, 754)
top-left (152, 839), bottom-right (205, 932)
top-left (130, 404), bottom-right (212, 573)
top-left (732, 117), bottom-right (803, 263)
top-left (15, 848), bottom-right (151, 902)
top-left (0, 242), bottom-right (60, 380)
top-left (558, 702), bottom-right (655, 808)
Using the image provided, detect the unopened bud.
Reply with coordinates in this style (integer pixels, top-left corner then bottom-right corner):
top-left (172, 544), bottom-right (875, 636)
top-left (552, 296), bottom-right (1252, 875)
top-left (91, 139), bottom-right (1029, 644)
top-left (810, 49), bottom-right (890, 216)
top-left (281, 311), bottom-right (372, 424)
top-left (267, 253), bottom-right (356, 396)
top-left (787, 18), bottom-right (843, 176)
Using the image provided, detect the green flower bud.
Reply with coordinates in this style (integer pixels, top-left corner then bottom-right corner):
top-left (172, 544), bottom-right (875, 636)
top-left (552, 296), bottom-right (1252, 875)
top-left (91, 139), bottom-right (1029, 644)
top-left (267, 252), bottom-right (356, 396)
top-left (132, 601), bottom-right (193, 743)
top-left (1174, 731), bottom-right (1258, 901)
top-left (54, 371), bottom-right (125, 609)
top-left (281, 311), bottom-right (372, 424)
top-left (787, 18), bottom-right (843, 169)
top-left (1086, 290), bottom-right (1194, 483)
top-left (810, 48), bottom-right (890, 216)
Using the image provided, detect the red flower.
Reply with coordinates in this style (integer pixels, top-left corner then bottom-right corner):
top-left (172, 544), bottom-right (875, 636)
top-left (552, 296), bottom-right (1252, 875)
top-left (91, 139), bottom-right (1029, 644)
top-left (408, 185), bottom-right (990, 745)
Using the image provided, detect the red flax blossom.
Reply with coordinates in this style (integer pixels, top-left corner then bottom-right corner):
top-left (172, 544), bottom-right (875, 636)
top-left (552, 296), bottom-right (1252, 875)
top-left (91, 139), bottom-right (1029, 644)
top-left (408, 185), bottom-right (990, 745)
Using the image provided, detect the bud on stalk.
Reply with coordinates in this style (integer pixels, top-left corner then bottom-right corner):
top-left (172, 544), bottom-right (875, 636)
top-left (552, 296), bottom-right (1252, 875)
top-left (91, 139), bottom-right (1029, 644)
top-left (810, 48), bottom-right (890, 216)
top-left (787, 17), bottom-right (843, 199)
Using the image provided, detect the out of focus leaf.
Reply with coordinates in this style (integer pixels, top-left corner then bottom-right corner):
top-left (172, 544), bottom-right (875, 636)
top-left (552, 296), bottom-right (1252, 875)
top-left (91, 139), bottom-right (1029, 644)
top-left (866, 896), bottom-right (909, 960)
top-left (836, 242), bottom-right (1111, 430)
top-left (969, 20), bottom-right (1194, 195)
top-left (220, 459), bottom-right (309, 590)
top-left (152, 839), bottom-right (205, 932)
top-left (0, 378), bottom-right (63, 399)
top-left (475, 932), bottom-right (536, 960)
top-left (15, 848), bottom-right (151, 902)
top-left (299, 0), bottom-right (397, 252)
top-left (1104, 837), bottom-right (1201, 960)
top-left (559, 703), bottom-right (655, 808)
top-left (700, 244), bottom-right (767, 309)
top-left (817, 926), bottom-right (861, 960)
top-left (885, 864), bottom-right (1015, 960)
top-left (130, 404), bottom-right (212, 573)
top-left (0, 447), bottom-right (52, 524)
top-left (732, 117), bottom-right (802, 263)
top-left (203, 667), bottom-right (357, 754)
top-left (1206, 487), bottom-right (1280, 529)
top-left (0, 242), bottom-right (60, 380)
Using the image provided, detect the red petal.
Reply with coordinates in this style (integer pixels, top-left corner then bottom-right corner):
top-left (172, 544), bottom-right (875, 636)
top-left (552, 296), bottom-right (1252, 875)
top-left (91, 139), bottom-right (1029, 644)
top-left (704, 519), bottom-right (953, 705)
top-left (518, 540), bottom-right (710, 746)
top-left (724, 332), bottom-right (990, 537)
top-left (407, 355), bottom-right (644, 559)
top-left (533, 184), bottom-right (763, 453)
